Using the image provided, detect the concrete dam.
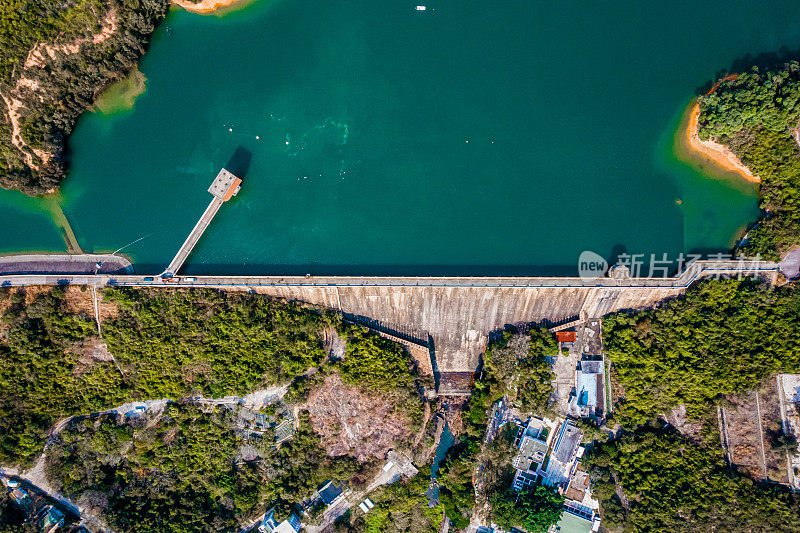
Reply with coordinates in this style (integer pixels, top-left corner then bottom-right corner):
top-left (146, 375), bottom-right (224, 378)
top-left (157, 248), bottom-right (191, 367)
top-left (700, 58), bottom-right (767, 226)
top-left (248, 283), bottom-right (684, 380)
top-left (232, 263), bottom-right (770, 382)
top-left (2, 172), bottom-right (781, 393)
top-left (0, 260), bottom-right (779, 393)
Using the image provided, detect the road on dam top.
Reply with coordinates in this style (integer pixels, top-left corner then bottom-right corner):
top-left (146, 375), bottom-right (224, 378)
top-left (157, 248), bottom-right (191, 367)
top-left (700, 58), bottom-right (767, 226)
top-left (0, 259), bottom-right (779, 389)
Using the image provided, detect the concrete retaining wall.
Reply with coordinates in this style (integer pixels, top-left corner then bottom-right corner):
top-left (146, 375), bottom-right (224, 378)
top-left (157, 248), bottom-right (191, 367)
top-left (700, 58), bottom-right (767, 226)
top-left (250, 284), bottom-right (685, 372)
top-left (0, 254), bottom-right (132, 275)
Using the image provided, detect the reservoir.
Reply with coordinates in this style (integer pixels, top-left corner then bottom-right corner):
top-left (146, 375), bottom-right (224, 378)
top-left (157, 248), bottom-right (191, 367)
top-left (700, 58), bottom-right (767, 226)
top-left (2, 0), bottom-right (800, 275)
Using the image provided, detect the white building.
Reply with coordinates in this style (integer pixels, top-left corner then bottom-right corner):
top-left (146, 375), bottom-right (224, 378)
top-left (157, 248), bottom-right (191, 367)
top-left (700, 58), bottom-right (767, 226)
top-left (569, 358), bottom-right (605, 421)
top-left (510, 417), bottom-right (600, 532)
top-left (258, 508), bottom-right (301, 533)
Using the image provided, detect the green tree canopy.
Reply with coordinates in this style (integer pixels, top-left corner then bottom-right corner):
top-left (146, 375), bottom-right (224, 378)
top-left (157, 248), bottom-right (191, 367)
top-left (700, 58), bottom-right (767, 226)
top-left (603, 279), bottom-right (800, 424)
top-left (698, 61), bottom-right (800, 259)
top-left (0, 287), bottom-right (331, 465)
top-left (491, 485), bottom-right (564, 533)
top-left (586, 423), bottom-right (800, 532)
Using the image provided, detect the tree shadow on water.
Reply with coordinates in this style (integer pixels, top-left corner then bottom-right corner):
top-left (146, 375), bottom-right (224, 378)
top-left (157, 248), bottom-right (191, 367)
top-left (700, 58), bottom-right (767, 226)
top-left (695, 46), bottom-right (800, 95)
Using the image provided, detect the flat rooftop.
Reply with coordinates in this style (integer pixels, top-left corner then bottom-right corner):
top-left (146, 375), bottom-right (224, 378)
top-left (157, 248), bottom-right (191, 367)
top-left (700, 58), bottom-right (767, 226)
top-left (208, 168), bottom-right (242, 201)
top-left (554, 421), bottom-right (582, 464)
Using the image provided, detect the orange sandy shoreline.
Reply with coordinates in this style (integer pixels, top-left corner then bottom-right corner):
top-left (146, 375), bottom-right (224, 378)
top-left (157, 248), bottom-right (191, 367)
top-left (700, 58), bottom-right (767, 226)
top-left (171, 0), bottom-right (250, 14)
top-left (684, 101), bottom-right (760, 183)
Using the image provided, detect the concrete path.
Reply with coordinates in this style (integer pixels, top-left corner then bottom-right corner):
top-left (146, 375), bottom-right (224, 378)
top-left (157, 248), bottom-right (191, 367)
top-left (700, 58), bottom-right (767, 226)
top-left (164, 197), bottom-right (223, 275)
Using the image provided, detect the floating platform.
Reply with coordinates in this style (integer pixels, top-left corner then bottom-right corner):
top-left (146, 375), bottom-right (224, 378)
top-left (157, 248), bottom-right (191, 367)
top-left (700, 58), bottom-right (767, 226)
top-left (208, 168), bottom-right (242, 202)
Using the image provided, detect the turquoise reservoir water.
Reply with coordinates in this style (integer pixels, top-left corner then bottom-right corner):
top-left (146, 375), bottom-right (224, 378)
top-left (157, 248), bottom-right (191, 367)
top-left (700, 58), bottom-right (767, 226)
top-left (3, 1), bottom-right (800, 274)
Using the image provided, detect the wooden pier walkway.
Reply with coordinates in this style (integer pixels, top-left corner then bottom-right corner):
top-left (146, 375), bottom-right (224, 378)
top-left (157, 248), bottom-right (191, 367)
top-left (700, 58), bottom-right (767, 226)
top-left (164, 196), bottom-right (223, 275)
top-left (163, 169), bottom-right (241, 276)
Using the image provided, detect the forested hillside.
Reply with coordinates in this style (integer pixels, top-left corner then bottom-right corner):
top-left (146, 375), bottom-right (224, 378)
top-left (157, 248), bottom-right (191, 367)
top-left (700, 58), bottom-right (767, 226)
top-left (698, 62), bottom-right (800, 259)
top-left (0, 286), bottom-right (332, 465)
top-left (603, 278), bottom-right (800, 424)
top-left (45, 406), bottom-right (362, 533)
top-left (0, 0), bottom-right (170, 195)
top-left (588, 60), bottom-right (800, 529)
top-left (0, 286), bottom-right (431, 532)
top-left (587, 423), bottom-right (800, 532)
top-left (0, 287), bottom-right (426, 465)
top-left (595, 277), bottom-right (800, 531)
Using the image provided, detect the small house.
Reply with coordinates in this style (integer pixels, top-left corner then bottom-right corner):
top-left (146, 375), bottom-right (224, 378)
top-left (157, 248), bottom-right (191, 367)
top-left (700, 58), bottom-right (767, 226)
top-left (512, 417), bottom-right (552, 472)
top-left (317, 480), bottom-right (343, 506)
top-left (556, 330), bottom-right (577, 344)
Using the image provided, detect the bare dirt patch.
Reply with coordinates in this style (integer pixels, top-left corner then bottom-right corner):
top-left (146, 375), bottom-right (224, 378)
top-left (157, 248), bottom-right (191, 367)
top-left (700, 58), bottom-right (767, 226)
top-left (180, 360), bottom-right (213, 385)
top-left (0, 288), bottom-right (17, 316)
top-left (64, 286), bottom-right (119, 321)
top-left (172, 0), bottom-right (253, 14)
top-left (413, 401), bottom-right (432, 449)
top-left (609, 364), bottom-right (625, 408)
top-left (24, 10), bottom-right (118, 69)
top-left (666, 404), bottom-right (706, 443)
top-left (22, 285), bottom-right (52, 306)
top-left (683, 101), bottom-right (759, 183)
top-left (307, 374), bottom-right (413, 463)
top-left (756, 378), bottom-right (788, 483)
top-left (724, 379), bottom-right (788, 483)
top-left (406, 343), bottom-right (433, 377)
top-left (0, 286), bottom-right (50, 336)
top-left (66, 336), bottom-right (114, 375)
top-left (322, 327), bottom-right (346, 360)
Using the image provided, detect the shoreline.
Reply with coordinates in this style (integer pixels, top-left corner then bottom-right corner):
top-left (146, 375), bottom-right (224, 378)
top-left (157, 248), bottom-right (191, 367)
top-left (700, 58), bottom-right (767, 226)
top-left (171, 0), bottom-right (254, 14)
top-left (682, 100), bottom-right (760, 184)
top-left (93, 67), bottom-right (147, 114)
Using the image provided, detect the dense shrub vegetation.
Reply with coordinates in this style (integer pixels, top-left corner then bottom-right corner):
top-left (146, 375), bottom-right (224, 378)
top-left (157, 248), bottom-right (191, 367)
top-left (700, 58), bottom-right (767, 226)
top-left (0, 287), bottom-right (109, 464)
top-left (480, 327), bottom-right (558, 414)
top-left (698, 62), bottom-right (800, 258)
top-left (603, 279), bottom-right (800, 424)
top-left (0, 287), bottom-right (325, 465)
top-left (102, 288), bottom-right (330, 397)
top-left (586, 423), bottom-right (800, 532)
top-left (45, 404), bottom-right (362, 533)
top-left (0, 0), bottom-right (170, 194)
top-left (339, 326), bottom-right (417, 392)
top-left (1, 286), bottom-right (430, 531)
top-left (491, 485), bottom-right (564, 533)
top-left (336, 325), bottom-right (426, 429)
top-left (335, 467), bottom-right (441, 533)
top-left (437, 326), bottom-right (558, 530)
